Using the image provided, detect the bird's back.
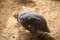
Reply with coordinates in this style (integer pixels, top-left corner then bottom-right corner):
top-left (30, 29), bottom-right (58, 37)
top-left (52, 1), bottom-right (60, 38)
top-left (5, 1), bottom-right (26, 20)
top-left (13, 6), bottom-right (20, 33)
top-left (17, 9), bottom-right (50, 33)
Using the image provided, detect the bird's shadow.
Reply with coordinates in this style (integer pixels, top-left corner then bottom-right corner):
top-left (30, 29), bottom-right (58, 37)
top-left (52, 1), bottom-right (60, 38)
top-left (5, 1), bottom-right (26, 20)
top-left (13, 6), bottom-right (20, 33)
top-left (17, 31), bottom-right (55, 40)
top-left (29, 32), bottom-right (55, 40)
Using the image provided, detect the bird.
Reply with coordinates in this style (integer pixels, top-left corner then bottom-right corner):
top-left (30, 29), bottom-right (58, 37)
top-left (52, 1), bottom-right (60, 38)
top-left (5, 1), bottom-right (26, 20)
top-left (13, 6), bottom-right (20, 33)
top-left (13, 9), bottom-right (50, 33)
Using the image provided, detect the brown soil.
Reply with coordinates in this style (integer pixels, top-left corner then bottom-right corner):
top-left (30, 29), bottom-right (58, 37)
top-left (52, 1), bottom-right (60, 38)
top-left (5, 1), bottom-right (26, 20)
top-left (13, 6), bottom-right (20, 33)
top-left (0, 0), bottom-right (60, 40)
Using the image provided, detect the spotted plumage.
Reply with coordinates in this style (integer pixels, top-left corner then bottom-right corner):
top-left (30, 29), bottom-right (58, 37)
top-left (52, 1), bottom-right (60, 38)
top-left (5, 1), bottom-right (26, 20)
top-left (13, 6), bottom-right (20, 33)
top-left (13, 9), bottom-right (50, 33)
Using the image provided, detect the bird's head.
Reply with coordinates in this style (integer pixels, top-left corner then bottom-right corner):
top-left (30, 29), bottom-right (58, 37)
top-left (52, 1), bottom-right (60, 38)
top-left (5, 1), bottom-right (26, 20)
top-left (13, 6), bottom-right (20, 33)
top-left (13, 13), bottom-right (18, 19)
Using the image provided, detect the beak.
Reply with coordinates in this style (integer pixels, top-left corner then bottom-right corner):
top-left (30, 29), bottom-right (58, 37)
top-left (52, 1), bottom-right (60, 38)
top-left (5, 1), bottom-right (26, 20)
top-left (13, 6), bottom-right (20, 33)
top-left (13, 15), bottom-right (16, 18)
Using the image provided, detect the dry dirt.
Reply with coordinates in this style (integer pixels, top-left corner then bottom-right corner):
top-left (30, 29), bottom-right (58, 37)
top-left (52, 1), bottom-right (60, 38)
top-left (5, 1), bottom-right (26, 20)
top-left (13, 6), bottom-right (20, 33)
top-left (0, 0), bottom-right (60, 40)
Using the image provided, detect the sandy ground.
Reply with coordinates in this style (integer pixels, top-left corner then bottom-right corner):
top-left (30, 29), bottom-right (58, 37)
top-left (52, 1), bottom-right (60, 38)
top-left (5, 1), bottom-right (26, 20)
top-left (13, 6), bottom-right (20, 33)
top-left (0, 0), bottom-right (60, 40)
